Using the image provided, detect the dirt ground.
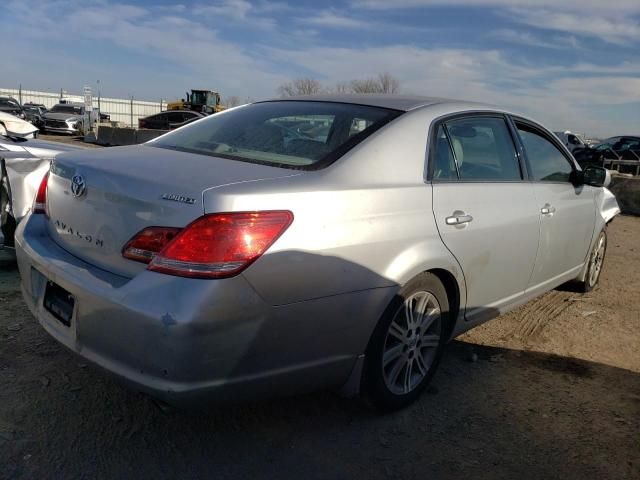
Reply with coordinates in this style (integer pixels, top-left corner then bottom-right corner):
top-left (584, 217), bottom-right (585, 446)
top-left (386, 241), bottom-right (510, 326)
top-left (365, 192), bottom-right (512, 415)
top-left (1, 216), bottom-right (638, 480)
top-left (39, 133), bottom-right (102, 149)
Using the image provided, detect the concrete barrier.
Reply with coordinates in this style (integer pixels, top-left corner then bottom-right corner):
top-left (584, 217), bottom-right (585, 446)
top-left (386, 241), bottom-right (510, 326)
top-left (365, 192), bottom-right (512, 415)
top-left (95, 125), bottom-right (114, 146)
top-left (610, 175), bottom-right (640, 216)
top-left (110, 127), bottom-right (137, 146)
top-left (136, 129), bottom-right (169, 144)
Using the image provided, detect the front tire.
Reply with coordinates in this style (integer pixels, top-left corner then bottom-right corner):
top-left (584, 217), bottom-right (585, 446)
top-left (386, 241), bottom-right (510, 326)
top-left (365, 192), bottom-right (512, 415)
top-left (362, 272), bottom-right (450, 411)
top-left (579, 229), bottom-right (607, 293)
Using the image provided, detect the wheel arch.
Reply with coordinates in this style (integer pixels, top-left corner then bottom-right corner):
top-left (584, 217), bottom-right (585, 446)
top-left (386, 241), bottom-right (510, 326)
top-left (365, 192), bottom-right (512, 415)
top-left (428, 267), bottom-right (461, 340)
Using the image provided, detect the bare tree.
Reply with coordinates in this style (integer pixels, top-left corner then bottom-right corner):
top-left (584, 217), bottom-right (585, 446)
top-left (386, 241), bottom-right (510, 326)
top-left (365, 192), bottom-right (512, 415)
top-left (277, 78), bottom-right (323, 97)
top-left (334, 81), bottom-right (351, 94)
top-left (377, 72), bottom-right (400, 94)
top-left (350, 73), bottom-right (400, 94)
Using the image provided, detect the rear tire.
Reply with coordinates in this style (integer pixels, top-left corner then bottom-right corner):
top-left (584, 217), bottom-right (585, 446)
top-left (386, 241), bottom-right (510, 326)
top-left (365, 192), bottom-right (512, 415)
top-left (578, 229), bottom-right (607, 293)
top-left (362, 272), bottom-right (450, 411)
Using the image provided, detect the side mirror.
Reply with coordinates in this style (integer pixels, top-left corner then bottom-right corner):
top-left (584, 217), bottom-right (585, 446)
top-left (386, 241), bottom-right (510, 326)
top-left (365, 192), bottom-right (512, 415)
top-left (583, 165), bottom-right (610, 188)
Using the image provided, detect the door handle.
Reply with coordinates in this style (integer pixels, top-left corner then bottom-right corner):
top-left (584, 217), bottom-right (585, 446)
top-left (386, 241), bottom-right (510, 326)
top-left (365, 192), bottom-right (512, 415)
top-left (540, 204), bottom-right (556, 215)
top-left (445, 211), bottom-right (474, 226)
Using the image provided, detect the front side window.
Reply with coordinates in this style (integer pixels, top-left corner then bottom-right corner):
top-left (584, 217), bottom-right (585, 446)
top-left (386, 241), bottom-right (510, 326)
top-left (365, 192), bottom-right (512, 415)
top-left (517, 123), bottom-right (574, 182)
top-left (432, 116), bottom-right (521, 181)
top-left (152, 101), bottom-right (401, 169)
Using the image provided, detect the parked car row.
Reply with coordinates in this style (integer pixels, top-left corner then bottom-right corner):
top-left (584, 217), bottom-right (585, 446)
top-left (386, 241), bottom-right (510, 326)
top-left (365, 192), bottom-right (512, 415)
top-left (573, 136), bottom-right (640, 166)
top-left (6, 94), bottom-right (621, 411)
top-left (0, 96), bottom-right (113, 137)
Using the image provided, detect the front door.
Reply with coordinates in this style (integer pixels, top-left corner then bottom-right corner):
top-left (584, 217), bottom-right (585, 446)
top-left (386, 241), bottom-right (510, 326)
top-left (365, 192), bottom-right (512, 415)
top-left (513, 120), bottom-right (596, 289)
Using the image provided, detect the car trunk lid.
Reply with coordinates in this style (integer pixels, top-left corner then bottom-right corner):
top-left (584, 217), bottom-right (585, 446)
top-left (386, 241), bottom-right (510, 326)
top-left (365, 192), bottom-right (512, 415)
top-left (45, 145), bottom-right (297, 277)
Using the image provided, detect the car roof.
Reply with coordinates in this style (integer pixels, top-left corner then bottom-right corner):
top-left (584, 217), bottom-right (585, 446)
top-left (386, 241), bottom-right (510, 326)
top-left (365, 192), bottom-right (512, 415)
top-left (157, 110), bottom-right (203, 114)
top-left (53, 102), bottom-right (84, 107)
top-left (258, 94), bottom-right (491, 112)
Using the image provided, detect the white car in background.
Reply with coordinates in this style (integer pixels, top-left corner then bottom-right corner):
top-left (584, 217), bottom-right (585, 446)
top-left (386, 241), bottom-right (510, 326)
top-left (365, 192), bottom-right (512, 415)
top-left (0, 111), bottom-right (39, 139)
top-left (554, 131), bottom-right (588, 153)
top-left (1, 134), bottom-right (85, 249)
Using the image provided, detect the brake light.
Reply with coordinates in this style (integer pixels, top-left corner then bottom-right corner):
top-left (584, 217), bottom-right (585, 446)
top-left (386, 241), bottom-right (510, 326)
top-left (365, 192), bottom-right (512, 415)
top-left (140, 211), bottom-right (293, 279)
top-left (33, 171), bottom-right (49, 215)
top-left (122, 227), bottom-right (182, 263)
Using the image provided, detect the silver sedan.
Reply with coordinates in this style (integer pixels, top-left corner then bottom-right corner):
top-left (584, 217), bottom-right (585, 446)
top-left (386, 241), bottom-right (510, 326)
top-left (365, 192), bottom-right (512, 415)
top-left (14, 95), bottom-right (619, 410)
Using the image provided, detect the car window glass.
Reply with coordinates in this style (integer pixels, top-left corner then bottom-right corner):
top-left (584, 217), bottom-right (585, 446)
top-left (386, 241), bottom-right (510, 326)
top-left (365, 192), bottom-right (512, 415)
top-left (153, 102), bottom-right (399, 169)
top-left (348, 117), bottom-right (376, 137)
top-left (168, 112), bottom-right (184, 123)
top-left (0, 99), bottom-right (20, 108)
top-left (267, 115), bottom-right (335, 144)
top-left (432, 125), bottom-right (457, 180)
top-left (444, 117), bottom-right (521, 181)
top-left (517, 124), bottom-right (573, 182)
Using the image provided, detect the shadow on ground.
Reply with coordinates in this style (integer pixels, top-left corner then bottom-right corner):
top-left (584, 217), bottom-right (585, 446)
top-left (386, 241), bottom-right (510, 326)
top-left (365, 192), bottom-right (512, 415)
top-left (2, 301), bottom-right (638, 480)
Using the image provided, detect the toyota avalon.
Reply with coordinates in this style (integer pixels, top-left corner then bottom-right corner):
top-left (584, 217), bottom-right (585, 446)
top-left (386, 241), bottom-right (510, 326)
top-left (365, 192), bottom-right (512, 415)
top-left (15, 95), bottom-right (619, 410)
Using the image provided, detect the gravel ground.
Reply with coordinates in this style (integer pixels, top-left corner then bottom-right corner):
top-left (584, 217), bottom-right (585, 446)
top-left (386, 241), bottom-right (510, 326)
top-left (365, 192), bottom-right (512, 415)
top-left (0, 216), bottom-right (638, 480)
top-left (38, 133), bottom-right (102, 149)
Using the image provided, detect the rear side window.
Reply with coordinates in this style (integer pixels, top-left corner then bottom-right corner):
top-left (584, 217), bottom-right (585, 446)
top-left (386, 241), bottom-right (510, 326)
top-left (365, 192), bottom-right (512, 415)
top-left (152, 101), bottom-right (402, 170)
top-left (516, 124), bottom-right (574, 182)
top-left (432, 125), bottom-right (457, 180)
top-left (432, 116), bottom-right (521, 181)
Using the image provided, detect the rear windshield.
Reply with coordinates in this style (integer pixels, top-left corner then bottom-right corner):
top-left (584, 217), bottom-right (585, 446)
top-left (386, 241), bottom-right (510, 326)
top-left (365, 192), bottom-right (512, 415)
top-left (151, 101), bottom-right (402, 170)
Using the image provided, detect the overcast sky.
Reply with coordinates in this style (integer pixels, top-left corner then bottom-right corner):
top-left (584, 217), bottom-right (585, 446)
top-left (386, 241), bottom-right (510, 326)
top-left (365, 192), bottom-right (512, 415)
top-left (3, 0), bottom-right (639, 137)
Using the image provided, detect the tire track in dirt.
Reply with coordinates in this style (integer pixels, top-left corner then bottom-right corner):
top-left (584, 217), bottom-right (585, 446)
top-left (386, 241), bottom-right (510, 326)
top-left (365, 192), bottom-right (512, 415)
top-left (515, 290), bottom-right (575, 341)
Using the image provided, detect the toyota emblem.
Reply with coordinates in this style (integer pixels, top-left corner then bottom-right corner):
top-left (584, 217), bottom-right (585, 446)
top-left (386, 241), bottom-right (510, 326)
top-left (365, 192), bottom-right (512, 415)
top-left (71, 174), bottom-right (86, 198)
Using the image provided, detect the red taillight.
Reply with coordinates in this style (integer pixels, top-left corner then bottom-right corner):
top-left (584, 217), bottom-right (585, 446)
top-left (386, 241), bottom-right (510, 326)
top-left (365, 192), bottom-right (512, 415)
top-left (122, 227), bottom-right (182, 263)
top-left (33, 171), bottom-right (49, 215)
top-left (127, 211), bottom-right (293, 279)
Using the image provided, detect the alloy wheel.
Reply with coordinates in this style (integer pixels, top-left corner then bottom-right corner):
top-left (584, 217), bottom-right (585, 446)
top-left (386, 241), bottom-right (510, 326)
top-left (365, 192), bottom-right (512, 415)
top-left (382, 291), bottom-right (442, 395)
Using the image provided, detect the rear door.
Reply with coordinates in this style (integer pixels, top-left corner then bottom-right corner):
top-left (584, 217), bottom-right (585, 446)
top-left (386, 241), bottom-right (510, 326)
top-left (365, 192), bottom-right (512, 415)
top-left (512, 119), bottom-right (595, 289)
top-left (430, 114), bottom-right (540, 322)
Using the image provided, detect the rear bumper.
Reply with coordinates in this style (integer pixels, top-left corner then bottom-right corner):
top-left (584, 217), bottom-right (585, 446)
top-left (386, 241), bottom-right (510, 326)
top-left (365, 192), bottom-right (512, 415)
top-left (15, 214), bottom-right (391, 406)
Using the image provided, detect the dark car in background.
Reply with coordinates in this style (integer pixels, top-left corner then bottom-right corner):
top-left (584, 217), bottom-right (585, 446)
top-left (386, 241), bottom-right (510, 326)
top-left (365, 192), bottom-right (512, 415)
top-left (97, 111), bottom-right (111, 122)
top-left (573, 136), bottom-right (640, 169)
top-left (23, 102), bottom-right (47, 111)
top-left (138, 110), bottom-right (203, 130)
top-left (0, 96), bottom-right (25, 119)
top-left (23, 105), bottom-right (47, 128)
